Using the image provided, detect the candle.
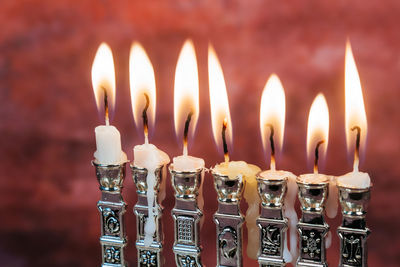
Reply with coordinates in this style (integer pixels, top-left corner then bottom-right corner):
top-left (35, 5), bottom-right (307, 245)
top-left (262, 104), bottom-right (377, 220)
top-left (257, 74), bottom-right (298, 263)
top-left (303, 93), bottom-right (337, 247)
top-left (337, 41), bottom-right (371, 188)
top-left (129, 42), bottom-right (170, 247)
top-left (208, 44), bottom-right (261, 262)
top-left (172, 39), bottom-right (205, 172)
top-left (91, 43), bottom-right (127, 165)
top-left (172, 39), bottom-right (205, 213)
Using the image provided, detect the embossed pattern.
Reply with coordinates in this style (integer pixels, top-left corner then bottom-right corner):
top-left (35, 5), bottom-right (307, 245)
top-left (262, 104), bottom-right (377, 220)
top-left (261, 225), bottom-right (281, 256)
top-left (104, 246), bottom-right (121, 264)
top-left (177, 216), bottom-right (194, 243)
top-left (140, 250), bottom-right (157, 267)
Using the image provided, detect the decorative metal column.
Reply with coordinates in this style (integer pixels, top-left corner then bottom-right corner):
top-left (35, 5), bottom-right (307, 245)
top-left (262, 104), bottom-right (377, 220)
top-left (131, 165), bottom-right (165, 267)
top-left (94, 161), bottom-right (128, 267)
top-left (170, 167), bottom-right (204, 267)
top-left (212, 171), bottom-right (244, 267)
top-left (256, 176), bottom-right (288, 267)
top-left (337, 185), bottom-right (371, 267)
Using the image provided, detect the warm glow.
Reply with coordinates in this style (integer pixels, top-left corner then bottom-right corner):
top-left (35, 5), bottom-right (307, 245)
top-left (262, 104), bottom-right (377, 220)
top-left (345, 41), bottom-right (367, 156)
top-left (173, 39), bottom-right (200, 153)
top-left (208, 44), bottom-right (233, 150)
top-left (306, 93), bottom-right (329, 163)
top-left (129, 42), bottom-right (156, 135)
top-left (260, 74), bottom-right (286, 155)
top-left (91, 43), bottom-right (116, 123)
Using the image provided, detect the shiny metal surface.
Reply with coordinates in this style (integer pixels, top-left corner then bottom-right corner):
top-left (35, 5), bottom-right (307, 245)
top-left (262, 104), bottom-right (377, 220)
top-left (296, 179), bottom-right (329, 267)
top-left (131, 165), bottom-right (165, 267)
top-left (212, 170), bottom-right (244, 267)
top-left (337, 185), bottom-right (371, 267)
top-left (170, 165), bottom-right (204, 267)
top-left (93, 161), bottom-right (128, 267)
top-left (256, 175), bottom-right (288, 267)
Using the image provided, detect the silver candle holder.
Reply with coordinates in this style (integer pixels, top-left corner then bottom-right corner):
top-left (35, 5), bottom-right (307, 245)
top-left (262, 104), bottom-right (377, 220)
top-left (337, 185), bottom-right (371, 267)
top-left (256, 175), bottom-right (288, 267)
top-left (296, 179), bottom-right (329, 267)
top-left (170, 165), bottom-right (204, 267)
top-left (212, 171), bottom-right (244, 267)
top-left (131, 165), bottom-right (165, 266)
top-left (93, 161), bottom-right (128, 267)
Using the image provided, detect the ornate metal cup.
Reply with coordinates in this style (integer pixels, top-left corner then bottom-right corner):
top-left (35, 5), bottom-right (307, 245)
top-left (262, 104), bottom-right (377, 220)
top-left (257, 176), bottom-right (287, 209)
top-left (297, 180), bottom-right (329, 214)
top-left (170, 166), bottom-right (202, 200)
top-left (94, 161), bottom-right (126, 192)
top-left (213, 172), bottom-right (244, 203)
top-left (337, 185), bottom-right (371, 218)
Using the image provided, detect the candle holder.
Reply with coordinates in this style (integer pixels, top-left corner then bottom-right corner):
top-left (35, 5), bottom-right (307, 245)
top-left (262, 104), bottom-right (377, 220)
top-left (212, 171), bottom-right (245, 267)
top-left (131, 165), bottom-right (165, 267)
top-left (170, 166), bottom-right (204, 267)
top-left (296, 179), bottom-right (329, 267)
top-left (256, 175), bottom-right (288, 267)
top-left (337, 185), bottom-right (371, 267)
top-left (93, 161), bottom-right (128, 267)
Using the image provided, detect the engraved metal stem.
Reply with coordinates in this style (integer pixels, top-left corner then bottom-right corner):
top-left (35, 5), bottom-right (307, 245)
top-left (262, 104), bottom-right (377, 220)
top-left (296, 179), bottom-right (329, 267)
top-left (212, 171), bottom-right (244, 267)
top-left (93, 161), bottom-right (128, 267)
top-left (256, 175), bottom-right (288, 267)
top-left (170, 166), bottom-right (204, 267)
top-left (337, 185), bottom-right (371, 267)
top-left (131, 165), bottom-right (165, 267)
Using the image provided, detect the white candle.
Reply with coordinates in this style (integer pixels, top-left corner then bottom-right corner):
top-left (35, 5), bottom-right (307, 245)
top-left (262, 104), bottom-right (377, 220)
top-left (94, 125), bottom-right (127, 164)
top-left (213, 161), bottom-right (261, 260)
top-left (133, 143), bottom-right (170, 247)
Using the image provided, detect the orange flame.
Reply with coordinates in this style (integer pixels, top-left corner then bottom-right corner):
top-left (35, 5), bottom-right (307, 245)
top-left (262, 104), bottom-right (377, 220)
top-left (91, 43), bottom-right (116, 125)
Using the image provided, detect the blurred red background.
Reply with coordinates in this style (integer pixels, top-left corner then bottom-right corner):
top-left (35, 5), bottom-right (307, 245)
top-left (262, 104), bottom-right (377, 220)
top-left (1, 0), bottom-right (399, 266)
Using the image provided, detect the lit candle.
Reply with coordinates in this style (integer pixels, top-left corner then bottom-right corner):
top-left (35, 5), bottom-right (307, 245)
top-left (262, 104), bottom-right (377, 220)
top-left (299, 93), bottom-right (337, 250)
top-left (92, 43), bottom-right (127, 165)
top-left (208, 44), bottom-right (261, 261)
top-left (257, 74), bottom-right (298, 263)
top-left (129, 42), bottom-right (170, 247)
top-left (337, 41), bottom-right (371, 188)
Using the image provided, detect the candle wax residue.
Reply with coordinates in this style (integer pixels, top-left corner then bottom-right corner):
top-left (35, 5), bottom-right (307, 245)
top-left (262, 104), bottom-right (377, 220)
top-left (297, 173), bottom-right (328, 184)
top-left (213, 161), bottom-right (261, 260)
top-left (337, 171), bottom-right (371, 189)
top-left (134, 143), bottom-right (170, 247)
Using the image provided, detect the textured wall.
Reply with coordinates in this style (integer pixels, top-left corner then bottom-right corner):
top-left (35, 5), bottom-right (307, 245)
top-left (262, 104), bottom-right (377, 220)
top-left (0, 0), bottom-right (399, 266)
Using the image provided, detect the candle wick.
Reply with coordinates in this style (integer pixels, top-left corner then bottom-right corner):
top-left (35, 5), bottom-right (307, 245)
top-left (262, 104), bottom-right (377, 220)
top-left (102, 86), bottom-right (110, 126)
top-left (351, 126), bottom-right (361, 172)
top-left (314, 140), bottom-right (324, 174)
top-left (142, 93), bottom-right (150, 143)
top-left (183, 111), bottom-right (193, 156)
top-left (222, 118), bottom-right (229, 163)
top-left (266, 124), bottom-right (276, 171)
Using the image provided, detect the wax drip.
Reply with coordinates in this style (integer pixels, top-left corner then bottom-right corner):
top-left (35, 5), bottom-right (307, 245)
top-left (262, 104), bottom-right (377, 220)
top-left (266, 124), bottom-right (276, 171)
top-left (222, 118), bottom-right (229, 162)
top-left (351, 126), bottom-right (361, 172)
top-left (102, 86), bottom-right (110, 126)
top-left (313, 140), bottom-right (325, 174)
top-left (142, 93), bottom-right (150, 144)
top-left (183, 111), bottom-right (193, 156)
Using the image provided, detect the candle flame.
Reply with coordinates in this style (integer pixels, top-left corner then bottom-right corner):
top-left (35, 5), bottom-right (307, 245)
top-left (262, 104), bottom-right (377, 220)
top-left (260, 74), bottom-right (286, 170)
top-left (91, 43), bottom-right (116, 125)
top-left (208, 44), bottom-right (233, 154)
top-left (173, 40), bottom-right (200, 155)
top-left (345, 41), bottom-right (367, 171)
top-left (129, 42), bottom-right (156, 143)
top-left (307, 93), bottom-right (329, 172)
